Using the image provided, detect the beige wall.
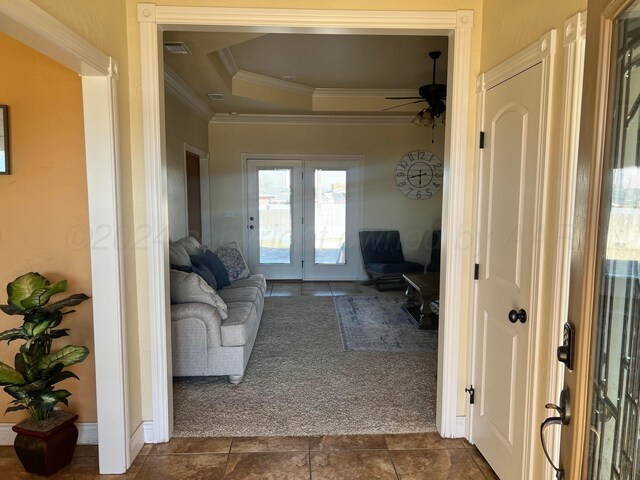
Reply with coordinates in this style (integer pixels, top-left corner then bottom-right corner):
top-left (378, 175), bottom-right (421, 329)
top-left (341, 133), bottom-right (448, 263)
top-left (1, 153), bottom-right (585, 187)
top-left (481, 0), bottom-right (587, 476)
top-left (165, 93), bottom-right (210, 241)
top-left (209, 123), bottom-right (445, 264)
top-left (0, 33), bottom-right (96, 423)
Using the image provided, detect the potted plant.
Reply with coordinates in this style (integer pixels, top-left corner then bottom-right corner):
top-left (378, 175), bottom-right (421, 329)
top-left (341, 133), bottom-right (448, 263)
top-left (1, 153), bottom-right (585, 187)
top-left (0, 272), bottom-right (89, 476)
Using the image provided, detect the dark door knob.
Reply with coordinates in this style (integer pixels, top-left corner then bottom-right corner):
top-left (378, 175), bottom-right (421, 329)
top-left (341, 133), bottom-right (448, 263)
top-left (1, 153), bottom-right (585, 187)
top-left (249, 225), bottom-right (254, 229)
top-left (508, 308), bottom-right (527, 323)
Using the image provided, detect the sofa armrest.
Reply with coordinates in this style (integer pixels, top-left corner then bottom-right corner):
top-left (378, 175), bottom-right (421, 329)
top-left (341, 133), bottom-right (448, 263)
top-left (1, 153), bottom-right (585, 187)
top-left (171, 303), bottom-right (222, 347)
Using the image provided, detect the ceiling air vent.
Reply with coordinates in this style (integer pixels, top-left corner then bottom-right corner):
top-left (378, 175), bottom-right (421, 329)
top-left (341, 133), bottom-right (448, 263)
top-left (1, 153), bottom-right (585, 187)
top-left (163, 41), bottom-right (191, 54)
top-left (208, 93), bottom-right (225, 101)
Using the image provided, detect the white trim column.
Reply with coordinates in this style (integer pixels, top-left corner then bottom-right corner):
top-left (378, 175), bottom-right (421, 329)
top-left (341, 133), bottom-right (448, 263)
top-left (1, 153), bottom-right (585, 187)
top-left (139, 3), bottom-right (173, 443)
top-left (82, 68), bottom-right (131, 473)
top-left (543, 11), bottom-right (586, 480)
top-left (437, 10), bottom-right (473, 438)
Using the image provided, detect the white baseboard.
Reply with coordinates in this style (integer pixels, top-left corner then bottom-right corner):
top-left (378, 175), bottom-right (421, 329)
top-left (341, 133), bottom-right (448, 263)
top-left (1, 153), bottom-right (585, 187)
top-left (455, 416), bottom-right (466, 438)
top-left (0, 422), bottom-right (98, 445)
top-left (142, 420), bottom-right (154, 443)
top-left (130, 422), bottom-right (145, 459)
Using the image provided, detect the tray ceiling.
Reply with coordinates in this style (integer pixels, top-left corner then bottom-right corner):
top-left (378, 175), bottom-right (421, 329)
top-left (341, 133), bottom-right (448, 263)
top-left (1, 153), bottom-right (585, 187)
top-left (163, 31), bottom-right (449, 118)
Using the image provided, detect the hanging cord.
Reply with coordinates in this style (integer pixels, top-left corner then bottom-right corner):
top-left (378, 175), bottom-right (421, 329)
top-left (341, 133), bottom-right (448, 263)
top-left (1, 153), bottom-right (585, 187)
top-left (540, 416), bottom-right (564, 479)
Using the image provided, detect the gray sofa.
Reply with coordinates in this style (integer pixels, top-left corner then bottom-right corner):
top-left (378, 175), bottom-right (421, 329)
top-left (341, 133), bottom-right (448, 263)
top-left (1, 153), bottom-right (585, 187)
top-left (169, 236), bottom-right (266, 384)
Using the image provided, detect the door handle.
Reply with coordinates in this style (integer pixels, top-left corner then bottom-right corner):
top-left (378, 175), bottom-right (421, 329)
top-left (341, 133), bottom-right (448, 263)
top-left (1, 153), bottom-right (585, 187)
top-left (540, 387), bottom-right (570, 479)
top-left (508, 308), bottom-right (527, 323)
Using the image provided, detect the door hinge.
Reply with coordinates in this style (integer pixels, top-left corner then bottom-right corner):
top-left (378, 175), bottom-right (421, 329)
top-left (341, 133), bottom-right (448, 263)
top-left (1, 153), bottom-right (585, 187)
top-left (474, 263), bottom-right (479, 280)
top-left (302, 217), bottom-right (304, 224)
top-left (479, 131), bottom-right (485, 149)
top-left (301, 260), bottom-right (304, 268)
top-left (465, 385), bottom-right (475, 405)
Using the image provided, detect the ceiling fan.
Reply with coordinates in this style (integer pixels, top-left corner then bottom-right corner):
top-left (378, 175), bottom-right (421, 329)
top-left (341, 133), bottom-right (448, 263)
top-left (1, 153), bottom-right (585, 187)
top-left (384, 51), bottom-right (447, 128)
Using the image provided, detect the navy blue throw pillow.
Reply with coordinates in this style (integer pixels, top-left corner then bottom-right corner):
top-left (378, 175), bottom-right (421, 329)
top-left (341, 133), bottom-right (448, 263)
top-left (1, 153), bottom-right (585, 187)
top-left (190, 250), bottom-right (231, 289)
top-left (170, 264), bottom-right (218, 291)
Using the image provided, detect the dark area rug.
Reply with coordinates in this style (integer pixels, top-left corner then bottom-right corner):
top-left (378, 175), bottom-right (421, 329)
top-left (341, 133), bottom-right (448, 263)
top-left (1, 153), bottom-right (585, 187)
top-left (172, 296), bottom-right (437, 437)
top-left (334, 294), bottom-right (438, 352)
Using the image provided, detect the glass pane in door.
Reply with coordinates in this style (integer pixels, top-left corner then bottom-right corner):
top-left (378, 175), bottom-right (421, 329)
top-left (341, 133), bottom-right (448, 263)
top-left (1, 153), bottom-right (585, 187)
top-left (314, 169), bottom-right (346, 265)
top-left (258, 169), bottom-right (292, 264)
top-left (588, 5), bottom-right (640, 479)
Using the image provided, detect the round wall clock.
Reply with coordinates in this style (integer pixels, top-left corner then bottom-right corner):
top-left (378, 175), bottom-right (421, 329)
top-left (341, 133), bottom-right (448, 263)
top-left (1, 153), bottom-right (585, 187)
top-left (395, 150), bottom-right (443, 199)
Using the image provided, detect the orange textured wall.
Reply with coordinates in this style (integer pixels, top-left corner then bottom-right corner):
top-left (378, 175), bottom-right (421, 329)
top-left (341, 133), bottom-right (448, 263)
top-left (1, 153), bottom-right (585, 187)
top-left (0, 33), bottom-right (96, 423)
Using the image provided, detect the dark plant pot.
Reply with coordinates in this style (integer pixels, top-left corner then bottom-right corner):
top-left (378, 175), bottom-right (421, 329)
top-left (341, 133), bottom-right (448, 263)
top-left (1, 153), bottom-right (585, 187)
top-left (12, 411), bottom-right (78, 476)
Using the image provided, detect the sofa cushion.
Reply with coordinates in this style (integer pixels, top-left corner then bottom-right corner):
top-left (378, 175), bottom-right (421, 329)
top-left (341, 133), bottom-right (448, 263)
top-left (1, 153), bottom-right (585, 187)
top-left (218, 286), bottom-right (262, 312)
top-left (174, 236), bottom-right (207, 256)
top-left (225, 274), bottom-right (266, 294)
top-left (213, 242), bottom-right (251, 282)
top-left (191, 250), bottom-right (231, 289)
top-left (171, 263), bottom-right (217, 291)
top-left (220, 302), bottom-right (257, 347)
top-left (169, 243), bottom-right (191, 267)
top-left (169, 269), bottom-right (228, 319)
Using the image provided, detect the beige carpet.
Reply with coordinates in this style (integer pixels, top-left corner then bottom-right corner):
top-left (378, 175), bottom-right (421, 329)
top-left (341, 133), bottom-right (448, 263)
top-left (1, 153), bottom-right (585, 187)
top-left (172, 296), bottom-right (437, 437)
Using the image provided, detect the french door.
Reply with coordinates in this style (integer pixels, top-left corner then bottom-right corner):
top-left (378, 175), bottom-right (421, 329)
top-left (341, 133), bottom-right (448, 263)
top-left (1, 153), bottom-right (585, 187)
top-left (245, 156), bottom-right (362, 281)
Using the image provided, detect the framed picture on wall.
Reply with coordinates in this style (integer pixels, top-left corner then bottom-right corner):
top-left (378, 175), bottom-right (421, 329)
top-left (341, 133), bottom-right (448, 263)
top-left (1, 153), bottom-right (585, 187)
top-left (0, 105), bottom-right (9, 175)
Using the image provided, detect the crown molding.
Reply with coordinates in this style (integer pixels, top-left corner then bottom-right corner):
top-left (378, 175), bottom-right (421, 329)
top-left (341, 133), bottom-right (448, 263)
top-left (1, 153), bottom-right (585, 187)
top-left (153, 7), bottom-right (458, 33)
top-left (217, 48), bottom-right (239, 76)
top-left (234, 69), bottom-right (315, 96)
top-left (0, 0), bottom-right (111, 76)
top-left (164, 65), bottom-right (214, 120)
top-left (314, 88), bottom-right (418, 98)
top-left (210, 113), bottom-right (414, 125)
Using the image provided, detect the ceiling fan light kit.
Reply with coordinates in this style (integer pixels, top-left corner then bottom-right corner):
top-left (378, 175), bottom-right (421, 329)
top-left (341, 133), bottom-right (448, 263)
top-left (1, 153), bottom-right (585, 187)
top-left (385, 50), bottom-right (447, 130)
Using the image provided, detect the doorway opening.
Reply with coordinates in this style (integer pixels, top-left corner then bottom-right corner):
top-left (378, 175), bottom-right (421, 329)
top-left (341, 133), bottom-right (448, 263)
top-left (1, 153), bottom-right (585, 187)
top-left (139, 5), bottom-right (473, 443)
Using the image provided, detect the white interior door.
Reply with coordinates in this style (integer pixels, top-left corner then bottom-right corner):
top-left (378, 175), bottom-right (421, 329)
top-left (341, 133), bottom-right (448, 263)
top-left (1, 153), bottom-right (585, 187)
top-left (246, 159), bottom-right (303, 279)
top-left (472, 63), bottom-right (544, 479)
top-left (303, 160), bottom-right (362, 280)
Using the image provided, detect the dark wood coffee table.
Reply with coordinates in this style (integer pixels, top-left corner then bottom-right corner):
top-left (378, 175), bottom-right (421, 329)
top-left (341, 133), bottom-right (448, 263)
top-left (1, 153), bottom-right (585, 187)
top-left (403, 272), bottom-right (440, 329)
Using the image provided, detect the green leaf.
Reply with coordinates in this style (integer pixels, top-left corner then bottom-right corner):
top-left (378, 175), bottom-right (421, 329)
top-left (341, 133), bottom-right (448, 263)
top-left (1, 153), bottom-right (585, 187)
top-left (46, 294), bottom-right (89, 312)
top-left (49, 329), bottom-right (70, 339)
top-left (7, 273), bottom-right (49, 308)
top-left (5, 405), bottom-right (27, 414)
top-left (39, 390), bottom-right (70, 409)
top-left (48, 370), bottom-right (79, 386)
top-left (38, 345), bottom-right (89, 370)
top-left (20, 281), bottom-right (67, 310)
top-left (14, 353), bottom-right (27, 376)
top-left (0, 328), bottom-right (27, 343)
top-left (0, 304), bottom-right (21, 315)
top-left (0, 361), bottom-right (25, 386)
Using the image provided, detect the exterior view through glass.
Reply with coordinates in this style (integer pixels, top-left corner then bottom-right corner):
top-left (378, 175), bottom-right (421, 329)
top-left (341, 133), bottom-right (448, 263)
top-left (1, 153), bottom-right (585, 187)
top-left (588, 4), bottom-right (640, 478)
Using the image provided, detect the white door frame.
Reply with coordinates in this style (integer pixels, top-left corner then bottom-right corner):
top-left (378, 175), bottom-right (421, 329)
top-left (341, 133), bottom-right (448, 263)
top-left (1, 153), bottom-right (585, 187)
top-left (138, 3), bottom-right (474, 441)
top-left (469, 30), bottom-right (556, 479)
top-left (0, 1), bottom-right (129, 475)
top-left (183, 143), bottom-right (211, 247)
top-left (542, 12), bottom-right (586, 480)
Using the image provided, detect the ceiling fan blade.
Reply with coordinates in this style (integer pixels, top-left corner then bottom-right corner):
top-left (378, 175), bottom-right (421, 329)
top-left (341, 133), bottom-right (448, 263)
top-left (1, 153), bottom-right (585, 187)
top-left (385, 96), bottom-right (423, 100)
top-left (382, 99), bottom-right (425, 111)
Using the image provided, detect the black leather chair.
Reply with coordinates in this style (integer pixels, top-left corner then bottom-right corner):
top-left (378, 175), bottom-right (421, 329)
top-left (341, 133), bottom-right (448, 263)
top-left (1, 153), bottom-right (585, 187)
top-left (359, 230), bottom-right (423, 291)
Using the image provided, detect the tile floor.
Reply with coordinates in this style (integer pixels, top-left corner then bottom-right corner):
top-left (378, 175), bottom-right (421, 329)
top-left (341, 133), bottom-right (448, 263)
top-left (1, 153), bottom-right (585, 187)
top-left (0, 282), bottom-right (499, 478)
top-left (0, 434), bottom-right (499, 479)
